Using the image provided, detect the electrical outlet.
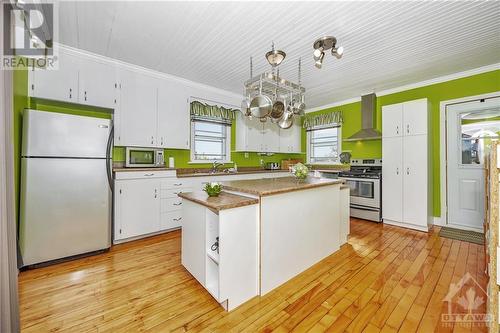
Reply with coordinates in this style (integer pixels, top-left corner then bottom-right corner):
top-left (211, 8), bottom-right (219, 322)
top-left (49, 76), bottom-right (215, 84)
top-left (244, 152), bottom-right (249, 158)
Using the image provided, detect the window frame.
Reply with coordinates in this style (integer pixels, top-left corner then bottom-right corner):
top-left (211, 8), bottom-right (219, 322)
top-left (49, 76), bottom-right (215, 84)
top-left (306, 124), bottom-right (342, 165)
top-left (190, 119), bottom-right (232, 164)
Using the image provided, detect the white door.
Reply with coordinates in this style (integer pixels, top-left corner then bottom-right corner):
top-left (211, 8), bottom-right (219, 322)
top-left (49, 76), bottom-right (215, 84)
top-left (79, 58), bottom-right (118, 109)
top-left (403, 135), bottom-right (428, 227)
top-left (115, 179), bottom-right (160, 240)
top-left (382, 137), bottom-right (403, 222)
top-left (403, 99), bottom-right (428, 136)
top-left (446, 97), bottom-right (500, 231)
top-left (30, 50), bottom-right (79, 103)
top-left (116, 69), bottom-right (158, 147)
top-left (157, 79), bottom-right (190, 149)
top-left (382, 103), bottom-right (403, 138)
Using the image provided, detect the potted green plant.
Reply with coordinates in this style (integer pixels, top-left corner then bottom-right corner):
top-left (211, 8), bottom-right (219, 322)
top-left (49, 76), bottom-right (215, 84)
top-left (292, 163), bottom-right (309, 181)
top-left (204, 182), bottom-right (222, 197)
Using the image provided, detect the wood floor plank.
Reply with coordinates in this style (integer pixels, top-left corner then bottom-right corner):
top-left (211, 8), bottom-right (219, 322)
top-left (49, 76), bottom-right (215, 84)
top-left (18, 219), bottom-right (488, 332)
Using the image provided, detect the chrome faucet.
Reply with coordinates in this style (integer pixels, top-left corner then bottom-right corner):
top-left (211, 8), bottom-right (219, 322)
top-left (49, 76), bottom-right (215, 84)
top-left (211, 161), bottom-right (224, 174)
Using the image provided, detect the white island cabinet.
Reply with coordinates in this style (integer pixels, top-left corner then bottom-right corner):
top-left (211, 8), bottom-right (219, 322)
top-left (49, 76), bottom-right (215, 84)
top-left (179, 192), bottom-right (259, 311)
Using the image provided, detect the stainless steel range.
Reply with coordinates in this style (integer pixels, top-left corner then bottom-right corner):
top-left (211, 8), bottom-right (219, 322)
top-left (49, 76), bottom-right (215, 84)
top-left (338, 159), bottom-right (382, 222)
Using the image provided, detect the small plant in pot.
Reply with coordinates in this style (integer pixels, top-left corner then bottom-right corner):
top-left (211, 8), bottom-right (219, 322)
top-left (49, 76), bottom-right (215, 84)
top-left (204, 182), bottom-right (222, 197)
top-left (292, 163), bottom-right (309, 180)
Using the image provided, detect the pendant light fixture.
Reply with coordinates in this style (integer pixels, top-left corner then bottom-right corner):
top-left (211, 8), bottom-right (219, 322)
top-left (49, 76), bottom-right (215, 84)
top-left (312, 36), bottom-right (343, 68)
top-left (265, 42), bottom-right (286, 67)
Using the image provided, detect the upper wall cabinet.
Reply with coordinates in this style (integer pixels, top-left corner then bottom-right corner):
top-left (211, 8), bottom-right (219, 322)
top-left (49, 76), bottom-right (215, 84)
top-left (115, 69), bottom-right (159, 147)
top-left (279, 123), bottom-right (302, 153)
top-left (29, 50), bottom-right (79, 103)
top-left (157, 79), bottom-right (190, 149)
top-left (235, 113), bottom-right (302, 153)
top-left (29, 50), bottom-right (118, 109)
top-left (382, 99), bottom-right (428, 138)
top-left (78, 57), bottom-right (118, 109)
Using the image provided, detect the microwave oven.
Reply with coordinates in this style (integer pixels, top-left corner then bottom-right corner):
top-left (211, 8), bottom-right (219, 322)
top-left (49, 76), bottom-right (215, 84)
top-left (125, 147), bottom-right (165, 168)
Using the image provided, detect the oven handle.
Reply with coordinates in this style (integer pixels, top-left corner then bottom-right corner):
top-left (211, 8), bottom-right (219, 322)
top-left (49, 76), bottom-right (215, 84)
top-left (350, 204), bottom-right (380, 212)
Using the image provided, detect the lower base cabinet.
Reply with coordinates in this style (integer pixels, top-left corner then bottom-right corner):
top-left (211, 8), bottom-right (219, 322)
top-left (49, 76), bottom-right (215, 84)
top-left (181, 200), bottom-right (259, 311)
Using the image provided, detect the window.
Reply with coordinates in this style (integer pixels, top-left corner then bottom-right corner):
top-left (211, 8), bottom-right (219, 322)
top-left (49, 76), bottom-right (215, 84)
top-left (190, 120), bottom-right (231, 163)
top-left (307, 125), bottom-right (341, 164)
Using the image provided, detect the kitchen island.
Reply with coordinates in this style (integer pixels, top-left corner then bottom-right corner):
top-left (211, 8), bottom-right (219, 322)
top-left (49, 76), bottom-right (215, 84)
top-left (222, 177), bottom-right (344, 295)
top-left (179, 176), bottom-right (344, 310)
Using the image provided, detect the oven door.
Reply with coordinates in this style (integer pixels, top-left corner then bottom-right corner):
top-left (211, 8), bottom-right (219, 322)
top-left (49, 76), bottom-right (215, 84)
top-left (340, 177), bottom-right (380, 208)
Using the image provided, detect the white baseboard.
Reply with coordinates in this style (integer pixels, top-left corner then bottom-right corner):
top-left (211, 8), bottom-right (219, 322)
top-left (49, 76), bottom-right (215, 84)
top-left (383, 219), bottom-right (430, 232)
top-left (433, 216), bottom-right (445, 226)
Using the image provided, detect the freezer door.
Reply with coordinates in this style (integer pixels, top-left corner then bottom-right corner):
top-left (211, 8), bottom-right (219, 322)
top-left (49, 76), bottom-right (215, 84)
top-left (20, 158), bottom-right (111, 266)
top-left (22, 109), bottom-right (111, 158)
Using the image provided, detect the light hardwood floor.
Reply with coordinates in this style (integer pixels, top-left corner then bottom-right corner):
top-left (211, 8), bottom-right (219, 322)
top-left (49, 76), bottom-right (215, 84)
top-left (19, 219), bottom-right (488, 332)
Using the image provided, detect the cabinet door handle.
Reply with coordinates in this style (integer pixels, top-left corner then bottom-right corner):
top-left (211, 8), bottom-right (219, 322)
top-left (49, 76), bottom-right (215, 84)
top-left (396, 126), bottom-right (399, 135)
top-left (151, 136), bottom-right (154, 144)
top-left (84, 91), bottom-right (87, 101)
top-left (154, 189), bottom-right (157, 198)
top-left (161, 137), bottom-right (164, 146)
top-left (396, 167), bottom-right (399, 175)
top-left (69, 88), bottom-right (72, 99)
top-left (406, 124), bottom-right (409, 134)
top-left (144, 173), bottom-right (154, 176)
top-left (406, 167), bottom-right (410, 175)
top-left (173, 217), bottom-right (182, 221)
top-left (173, 202), bottom-right (182, 206)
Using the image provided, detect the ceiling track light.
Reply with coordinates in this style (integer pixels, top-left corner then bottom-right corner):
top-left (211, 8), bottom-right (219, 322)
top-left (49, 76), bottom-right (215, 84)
top-left (312, 36), bottom-right (343, 68)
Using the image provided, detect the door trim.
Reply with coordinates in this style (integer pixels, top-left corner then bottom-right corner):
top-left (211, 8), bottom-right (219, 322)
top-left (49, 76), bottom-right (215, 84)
top-left (439, 91), bottom-right (500, 229)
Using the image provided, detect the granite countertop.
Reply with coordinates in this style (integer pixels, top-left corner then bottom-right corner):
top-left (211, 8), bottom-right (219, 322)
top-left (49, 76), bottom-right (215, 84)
top-left (221, 176), bottom-right (343, 196)
top-left (177, 169), bottom-right (289, 178)
top-left (178, 191), bottom-right (259, 211)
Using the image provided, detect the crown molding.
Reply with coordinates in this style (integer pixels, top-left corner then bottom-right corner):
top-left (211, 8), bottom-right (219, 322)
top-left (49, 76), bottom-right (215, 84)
top-left (56, 43), bottom-right (243, 103)
top-left (305, 62), bottom-right (500, 113)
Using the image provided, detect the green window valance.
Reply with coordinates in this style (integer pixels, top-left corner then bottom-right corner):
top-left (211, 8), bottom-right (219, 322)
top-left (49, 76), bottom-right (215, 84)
top-left (303, 111), bottom-right (343, 130)
top-left (190, 101), bottom-right (237, 125)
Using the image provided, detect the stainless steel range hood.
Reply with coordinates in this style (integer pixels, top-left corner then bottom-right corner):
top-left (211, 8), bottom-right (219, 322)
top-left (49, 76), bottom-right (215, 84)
top-left (344, 93), bottom-right (381, 141)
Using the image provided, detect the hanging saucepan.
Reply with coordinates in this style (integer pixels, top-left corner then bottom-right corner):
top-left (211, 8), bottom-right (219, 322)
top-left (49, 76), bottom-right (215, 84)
top-left (270, 70), bottom-right (285, 122)
top-left (278, 109), bottom-right (294, 129)
top-left (241, 95), bottom-right (251, 116)
top-left (250, 80), bottom-right (272, 118)
top-left (293, 94), bottom-right (306, 116)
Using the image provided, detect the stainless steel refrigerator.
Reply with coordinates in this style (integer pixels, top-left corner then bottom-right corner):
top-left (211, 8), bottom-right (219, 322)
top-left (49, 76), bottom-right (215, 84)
top-left (20, 109), bottom-right (113, 266)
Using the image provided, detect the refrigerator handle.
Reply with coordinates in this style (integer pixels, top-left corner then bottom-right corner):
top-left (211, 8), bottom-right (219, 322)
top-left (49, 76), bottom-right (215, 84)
top-left (106, 126), bottom-right (114, 191)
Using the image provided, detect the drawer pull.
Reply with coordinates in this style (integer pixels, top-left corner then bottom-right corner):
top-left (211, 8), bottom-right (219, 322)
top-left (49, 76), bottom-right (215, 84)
top-left (144, 173), bottom-right (154, 176)
top-left (173, 202), bottom-right (182, 206)
top-left (173, 183), bottom-right (182, 186)
top-left (173, 217), bottom-right (182, 221)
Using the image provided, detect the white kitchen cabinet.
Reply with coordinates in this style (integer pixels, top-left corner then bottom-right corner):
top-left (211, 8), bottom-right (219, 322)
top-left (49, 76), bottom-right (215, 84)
top-left (402, 135), bottom-right (428, 225)
top-left (263, 122), bottom-right (280, 152)
top-left (29, 50), bottom-right (79, 103)
top-left (403, 99), bottom-right (428, 136)
top-left (382, 137), bottom-right (403, 223)
top-left (114, 178), bottom-right (160, 240)
top-left (382, 98), bottom-right (431, 232)
top-left (279, 123), bottom-right (302, 153)
top-left (157, 79), bottom-right (190, 149)
top-left (235, 113), bottom-right (301, 153)
top-left (78, 57), bottom-right (118, 109)
top-left (116, 69), bottom-right (158, 147)
top-left (382, 103), bottom-right (403, 138)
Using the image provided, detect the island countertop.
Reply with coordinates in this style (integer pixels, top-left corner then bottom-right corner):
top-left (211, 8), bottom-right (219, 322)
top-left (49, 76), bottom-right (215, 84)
top-left (221, 176), bottom-right (343, 196)
top-left (178, 191), bottom-right (259, 211)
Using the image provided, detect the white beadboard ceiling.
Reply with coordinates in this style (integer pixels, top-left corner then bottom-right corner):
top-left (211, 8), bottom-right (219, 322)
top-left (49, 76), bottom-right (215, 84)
top-left (57, 0), bottom-right (500, 109)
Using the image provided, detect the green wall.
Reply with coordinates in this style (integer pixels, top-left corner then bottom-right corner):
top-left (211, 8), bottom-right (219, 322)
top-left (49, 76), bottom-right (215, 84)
top-left (307, 69), bottom-right (500, 217)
